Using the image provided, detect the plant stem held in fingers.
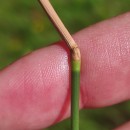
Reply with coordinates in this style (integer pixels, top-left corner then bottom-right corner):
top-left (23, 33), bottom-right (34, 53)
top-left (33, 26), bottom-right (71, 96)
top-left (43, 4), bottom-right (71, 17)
top-left (38, 1), bottom-right (81, 130)
top-left (71, 48), bottom-right (81, 130)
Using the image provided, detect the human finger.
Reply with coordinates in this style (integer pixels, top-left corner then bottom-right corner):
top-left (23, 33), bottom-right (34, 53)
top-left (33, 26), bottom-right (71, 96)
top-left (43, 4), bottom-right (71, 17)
top-left (0, 12), bottom-right (130, 130)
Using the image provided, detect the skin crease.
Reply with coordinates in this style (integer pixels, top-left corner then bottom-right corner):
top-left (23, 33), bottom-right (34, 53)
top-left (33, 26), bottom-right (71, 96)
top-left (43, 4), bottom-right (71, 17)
top-left (0, 12), bottom-right (130, 130)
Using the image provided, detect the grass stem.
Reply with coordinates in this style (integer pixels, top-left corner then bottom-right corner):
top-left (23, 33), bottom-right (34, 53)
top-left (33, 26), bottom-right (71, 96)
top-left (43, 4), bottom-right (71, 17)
top-left (38, 1), bottom-right (81, 130)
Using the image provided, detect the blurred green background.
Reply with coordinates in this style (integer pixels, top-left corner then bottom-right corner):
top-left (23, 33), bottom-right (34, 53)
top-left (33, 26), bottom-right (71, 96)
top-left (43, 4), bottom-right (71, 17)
top-left (0, 0), bottom-right (130, 130)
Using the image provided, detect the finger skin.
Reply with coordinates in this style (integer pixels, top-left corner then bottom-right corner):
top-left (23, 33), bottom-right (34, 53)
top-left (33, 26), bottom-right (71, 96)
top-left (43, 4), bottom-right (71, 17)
top-left (0, 12), bottom-right (130, 130)
top-left (114, 122), bottom-right (130, 130)
top-left (75, 12), bottom-right (130, 108)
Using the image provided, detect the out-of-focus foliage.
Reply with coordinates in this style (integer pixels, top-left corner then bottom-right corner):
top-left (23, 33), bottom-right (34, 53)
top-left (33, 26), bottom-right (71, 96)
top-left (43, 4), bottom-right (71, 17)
top-left (0, 0), bottom-right (130, 130)
top-left (0, 0), bottom-right (130, 69)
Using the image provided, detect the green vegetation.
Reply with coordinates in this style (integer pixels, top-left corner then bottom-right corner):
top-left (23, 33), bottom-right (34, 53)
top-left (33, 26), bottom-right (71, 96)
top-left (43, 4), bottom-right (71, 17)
top-left (0, 0), bottom-right (130, 130)
top-left (71, 60), bottom-right (81, 130)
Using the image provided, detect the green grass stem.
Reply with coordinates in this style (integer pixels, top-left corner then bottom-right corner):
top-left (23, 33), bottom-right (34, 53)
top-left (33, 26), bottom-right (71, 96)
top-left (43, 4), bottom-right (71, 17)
top-left (38, 1), bottom-right (81, 129)
top-left (71, 60), bottom-right (81, 130)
